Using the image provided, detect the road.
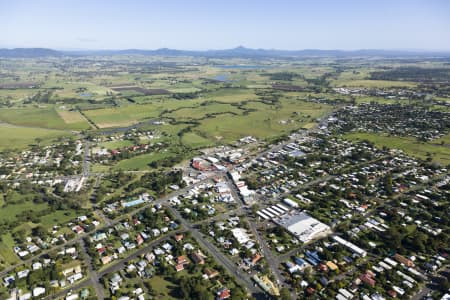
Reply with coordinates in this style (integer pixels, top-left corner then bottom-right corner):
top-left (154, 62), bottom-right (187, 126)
top-left (225, 176), bottom-right (286, 287)
top-left (82, 140), bottom-right (90, 177)
top-left (165, 204), bottom-right (266, 299)
top-left (79, 239), bottom-right (104, 300)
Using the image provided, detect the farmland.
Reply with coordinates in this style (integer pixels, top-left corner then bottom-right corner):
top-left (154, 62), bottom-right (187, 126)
top-left (0, 124), bottom-right (67, 150)
top-left (0, 53), bottom-right (449, 300)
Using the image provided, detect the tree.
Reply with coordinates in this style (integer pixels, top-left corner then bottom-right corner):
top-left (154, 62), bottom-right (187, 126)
top-left (383, 173), bottom-right (393, 196)
top-left (280, 287), bottom-right (292, 300)
top-left (32, 225), bottom-right (48, 239)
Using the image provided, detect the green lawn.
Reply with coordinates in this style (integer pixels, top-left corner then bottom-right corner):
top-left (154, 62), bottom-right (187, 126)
top-left (343, 132), bottom-right (450, 165)
top-left (113, 151), bottom-right (175, 170)
top-left (147, 276), bottom-right (177, 299)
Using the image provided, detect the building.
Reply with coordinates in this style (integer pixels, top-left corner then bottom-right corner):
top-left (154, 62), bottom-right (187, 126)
top-left (394, 253), bottom-right (414, 267)
top-left (332, 236), bottom-right (367, 257)
top-left (275, 211), bottom-right (331, 243)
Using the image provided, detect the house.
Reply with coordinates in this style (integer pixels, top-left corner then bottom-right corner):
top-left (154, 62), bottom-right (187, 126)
top-left (62, 264), bottom-right (82, 277)
top-left (175, 264), bottom-right (185, 272)
top-left (326, 261), bottom-right (339, 271)
top-left (204, 268), bottom-right (219, 279)
top-left (251, 253), bottom-right (262, 265)
top-left (136, 234), bottom-right (144, 246)
top-left (190, 252), bottom-right (205, 265)
top-left (72, 225), bottom-right (84, 234)
top-left (360, 273), bottom-right (376, 287)
top-left (92, 232), bottom-right (107, 241)
top-left (33, 287), bottom-right (46, 297)
top-left (102, 255), bottom-right (112, 265)
top-left (68, 272), bottom-right (83, 284)
top-left (145, 252), bottom-right (155, 262)
top-left (17, 269), bottom-right (30, 279)
top-left (177, 255), bottom-right (188, 265)
top-left (175, 234), bottom-right (184, 242)
top-left (387, 290), bottom-right (397, 298)
top-left (32, 262), bottom-right (43, 270)
top-left (306, 287), bottom-right (315, 295)
top-left (394, 253), bottom-right (414, 267)
top-left (216, 287), bottom-right (231, 300)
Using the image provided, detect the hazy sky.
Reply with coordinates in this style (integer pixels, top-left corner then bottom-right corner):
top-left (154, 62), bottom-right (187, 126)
top-left (1, 0), bottom-right (449, 50)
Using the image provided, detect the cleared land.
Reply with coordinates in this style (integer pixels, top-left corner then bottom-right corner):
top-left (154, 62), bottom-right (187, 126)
top-left (0, 107), bottom-right (88, 130)
top-left (344, 132), bottom-right (450, 165)
top-left (0, 124), bottom-right (67, 150)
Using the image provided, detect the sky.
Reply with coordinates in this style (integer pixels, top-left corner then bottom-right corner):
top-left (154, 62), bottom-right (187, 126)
top-left (1, 0), bottom-right (450, 51)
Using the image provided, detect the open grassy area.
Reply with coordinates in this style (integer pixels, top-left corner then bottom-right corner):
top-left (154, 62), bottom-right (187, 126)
top-left (98, 139), bottom-right (134, 150)
top-left (0, 201), bottom-right (49, 222)
top-left (181, 132), bottom-right (215, 149)
top-left (0, 233), bottom-right (20, 266)
top-left (56, 109), bottom-right (91, 129)
top-left (83, 104), bottom-right (161, 128)
top-left (164, 102), bottom-right (243, 121)
top-left (196, 99), bottom-right (331, 142)
top-left (0, 124), bottom-right (67, 150)
top-left (39, 210), bottom-right (78, 229)
top-left (343, 132), bottom-right (450, 165)
top-left (147, 276), bottom-right (177, 299)
top-left (434, 133), bottom-right (450, 146)
top-left (113, 151), bottom-right (176, 170)
top-left (0, 107), bottom-right (87, 130)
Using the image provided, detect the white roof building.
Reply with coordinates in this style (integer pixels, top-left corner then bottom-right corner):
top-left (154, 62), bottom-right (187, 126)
top-left (275, 211), bottom-right (331, 243)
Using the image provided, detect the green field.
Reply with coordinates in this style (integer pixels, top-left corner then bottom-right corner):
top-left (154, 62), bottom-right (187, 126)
top-left (0, 124), bottom-right (67, 150)
top-left (0, 233), bottom-right (20, 266)
top-left (98, 139), bottom-right (134, 150)
top-left (113, 151), bottom-right (176, 170)
top-left (181, 132), bottom-right (215, 149)
top-left (146, 276), bottom-right (177, 299)
top-left (196, 99), bottom-right (331, 142)
top-left (0, 107), bottom-right (88, 130)
top-left (343, 132), bottom-right (450, 165)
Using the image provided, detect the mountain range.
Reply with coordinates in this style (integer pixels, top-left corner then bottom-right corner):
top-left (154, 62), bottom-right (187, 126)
top-left (1, 46), bottom-right (449, 58)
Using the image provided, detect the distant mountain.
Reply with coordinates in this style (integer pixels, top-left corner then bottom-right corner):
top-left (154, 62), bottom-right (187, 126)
top-left (60, 47), bottom-right (450, 58)
top-left (0, 48), bottom-right (63, 57)
top-left (1, 46), bottom-right (449, 58)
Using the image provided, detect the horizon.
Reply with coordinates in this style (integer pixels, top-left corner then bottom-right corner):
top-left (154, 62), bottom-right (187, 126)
top-left (3, 46), bottom-right (450, 53)
top-left (1, 0), bottom-right (450, 51)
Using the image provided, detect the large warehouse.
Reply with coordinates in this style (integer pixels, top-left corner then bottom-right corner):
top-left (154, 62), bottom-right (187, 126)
top-left (275, 211), bottom-right (331, 243)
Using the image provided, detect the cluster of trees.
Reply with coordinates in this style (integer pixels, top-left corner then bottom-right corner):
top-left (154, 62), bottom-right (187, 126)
top-left (125, 170), bottom-right (185, 195)
top-left (370, 67), bottom-right (450, 83)
top-left (24, 91), bottom-right (54, 104)
top-left (173, 92), bottom-right (199, 100)
top-left (263, 72), bottom-right (303, 81)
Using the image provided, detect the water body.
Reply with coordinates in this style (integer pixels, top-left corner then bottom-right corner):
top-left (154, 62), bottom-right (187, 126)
top-left (214, 74), bottom-right (231, 82)
top-left (216, 65), bottom-right (270, 69)
top-left (79, 93), bottom-right (92, 97)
